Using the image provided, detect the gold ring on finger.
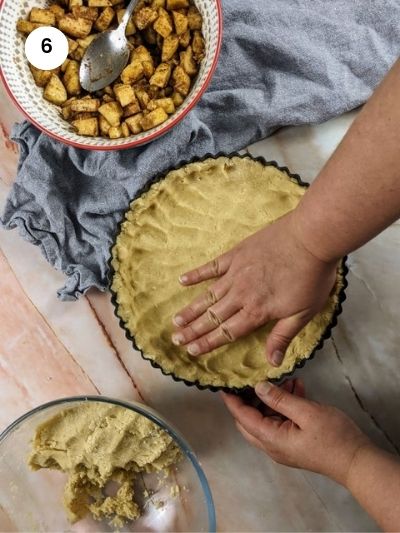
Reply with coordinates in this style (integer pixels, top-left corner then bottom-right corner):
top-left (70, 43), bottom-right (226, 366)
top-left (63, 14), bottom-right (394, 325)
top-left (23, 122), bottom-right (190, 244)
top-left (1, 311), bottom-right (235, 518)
top-left (220, 323), bottom-right (234, 343)
top-left (206, 288), bottom-right (218, 306)
top-left (208, 308), bottom-right (222, 326)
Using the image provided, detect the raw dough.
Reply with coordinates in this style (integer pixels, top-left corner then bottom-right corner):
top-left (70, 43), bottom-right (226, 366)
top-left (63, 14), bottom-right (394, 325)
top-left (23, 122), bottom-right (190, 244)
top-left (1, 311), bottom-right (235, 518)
top-left (29, 402), bottom-right (181, 527)
top-left (111, 156), bottom-right (344, 388)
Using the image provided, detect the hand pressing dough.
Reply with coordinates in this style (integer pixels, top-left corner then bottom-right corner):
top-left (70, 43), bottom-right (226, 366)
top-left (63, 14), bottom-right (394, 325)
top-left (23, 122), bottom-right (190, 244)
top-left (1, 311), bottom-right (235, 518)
top-left (29, 402), bottom-right (181, 527)
top-left (111, 156), bottom-right (345, 388)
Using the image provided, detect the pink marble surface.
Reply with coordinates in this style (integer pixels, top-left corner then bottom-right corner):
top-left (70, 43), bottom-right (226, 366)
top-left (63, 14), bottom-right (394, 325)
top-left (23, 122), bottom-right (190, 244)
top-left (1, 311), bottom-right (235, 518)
top-left (1, 79), bottom-right (400, 531)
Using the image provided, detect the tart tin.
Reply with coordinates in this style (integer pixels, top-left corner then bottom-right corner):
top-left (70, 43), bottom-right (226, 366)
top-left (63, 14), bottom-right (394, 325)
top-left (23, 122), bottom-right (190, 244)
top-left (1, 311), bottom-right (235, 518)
top-left (108, 152), bottom-right (348, 394)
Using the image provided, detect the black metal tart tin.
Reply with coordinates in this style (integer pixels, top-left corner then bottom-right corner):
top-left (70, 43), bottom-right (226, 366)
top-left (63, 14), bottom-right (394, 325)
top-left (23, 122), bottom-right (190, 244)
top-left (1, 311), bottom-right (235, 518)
top-left (108, 152), bottom-right (348, 394)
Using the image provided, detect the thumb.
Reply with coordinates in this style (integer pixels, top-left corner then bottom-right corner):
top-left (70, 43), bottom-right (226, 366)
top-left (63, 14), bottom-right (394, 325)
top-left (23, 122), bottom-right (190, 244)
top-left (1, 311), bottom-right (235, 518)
top-left (266, 312), bottom-right (311, 367)
top-left (255, 381), bottom-right (313, 426)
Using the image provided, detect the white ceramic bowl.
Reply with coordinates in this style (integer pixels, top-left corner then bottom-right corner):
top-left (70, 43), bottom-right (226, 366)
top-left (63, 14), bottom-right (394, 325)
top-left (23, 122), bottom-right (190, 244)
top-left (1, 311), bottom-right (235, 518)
top-left (0, 0), bottom-right (222, 150)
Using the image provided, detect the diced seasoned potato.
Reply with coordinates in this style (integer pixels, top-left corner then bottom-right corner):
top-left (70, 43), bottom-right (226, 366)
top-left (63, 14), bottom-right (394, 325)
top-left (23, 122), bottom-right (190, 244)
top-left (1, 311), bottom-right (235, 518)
top-left (121, 61), bottom-right (144, 84)
top-left (149, 62), bottom-right (171, 88)
top-left (166, 0), bottom-right (189, 9)
top-left (94, 6), bottom-right (115, 31)
top-left (88, 0), bottom-right (112, 6)
top-left (64, 60), bottom-right (81, 95)
top-left (58, 14), bottom-right (93, 38)
top-left (162, 33), bottom-right (179, 61)
top-left (125, 113), bottom-right (143, 133)
top-left (123, 99), bottom-right (141, 117)
top-left (99, 115), bottom-right (111, 135)
top-left (140, 107), bottom-right (168, 130)
top-left (62, 96), bottom-right (78, 107)
top-left (67, 37), bottom-right (79, 55)
top-left (153, 9), bottom-right (173, 38)
top-left (187, 5), bottom-right (202, 30)
top-left (134, 86), bottom-right (150, 108)
top-left (116, 8), bottom-right (136, 35)
top-left (108, 125), bottom-right (123, 138)
top-left (72, 6), bottom-right (98, 21)
top-left (152, 0), bottom-right (165, 8)
top-left (147, 97), bottom-right (175, 114)
top-left (72, 117), bottom-right (99, 136)
top-left (121, 121), bottom-right (130, 137)
top-left (172, 10), bottom-right (188, 35)
top-left (69, 44), bottom-right (85, 60)
top-left (60, 58), bottom-right (70, 72)
top-left (16, 20), bottom-right (45, 34)
top-left (69, 0), bottom-right (83, 8)
top-left (102, 94), bottom-right (114, 103)
top-left (131, 45), bottom-right (153, 63)
top-left (73, 111), bottom-right (97, 120)
top-left (114, 84), bottom-right (137, 107)
top-left (70, 98), bottom-right (100, 112)
top-left (62, 106), bottom-right (73, 120)
top-left (134, 6), bottom-right (157, 30)
top-left (98, 101), bottom-right (123, 126)
top-left (43, 74), bottom-right (68, 105)
top-left (104, 85), bottom-right (114, 96)
top-left (30, 8), bottom-right (56, 25)
top-left (192, 30), bottom-right (205, 61)
top-left (61, 97), bottom-right (77, 120)
top-left (130, 45), bottom-right (154, 78)
top-left (172, 65), bottom-right (190, 96)
top-left (141, 60), bottom-right (153, 78)
top-left (49, 4), bottom-right (66, 21)
top-left (179, 29), bottom-right (191, 48)
top-left (172, 91), bottom-right (184, 107)
top-left (77, 34), bottom-right (97, 49)
top-left (29, 65), bottom-right (52, 87)
top-left (180, 45), bottom-right (197, 76)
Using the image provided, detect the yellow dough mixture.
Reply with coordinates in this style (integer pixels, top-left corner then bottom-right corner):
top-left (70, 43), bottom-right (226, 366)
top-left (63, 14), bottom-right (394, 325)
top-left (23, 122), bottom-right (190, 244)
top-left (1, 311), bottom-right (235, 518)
top-left (29, 402), bottom-right (181, 527)
top-left (111, 156), bottom-right (344, 388)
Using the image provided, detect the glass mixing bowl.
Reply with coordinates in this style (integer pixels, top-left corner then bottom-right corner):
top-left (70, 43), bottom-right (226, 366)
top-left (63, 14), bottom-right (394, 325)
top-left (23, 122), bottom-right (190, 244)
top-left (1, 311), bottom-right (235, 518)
top-left (0, 396), bottom-right (216, 532)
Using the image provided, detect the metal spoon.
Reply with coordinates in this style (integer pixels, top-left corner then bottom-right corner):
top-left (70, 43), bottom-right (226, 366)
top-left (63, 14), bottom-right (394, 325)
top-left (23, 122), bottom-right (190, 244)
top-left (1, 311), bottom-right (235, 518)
top-left (79, 0), bottom-right (139, 92)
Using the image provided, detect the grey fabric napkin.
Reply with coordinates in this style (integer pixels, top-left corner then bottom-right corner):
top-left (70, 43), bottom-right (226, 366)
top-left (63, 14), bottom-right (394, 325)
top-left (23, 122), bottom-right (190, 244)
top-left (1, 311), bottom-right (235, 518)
top-left (1, 0), bottom-right (399, 300)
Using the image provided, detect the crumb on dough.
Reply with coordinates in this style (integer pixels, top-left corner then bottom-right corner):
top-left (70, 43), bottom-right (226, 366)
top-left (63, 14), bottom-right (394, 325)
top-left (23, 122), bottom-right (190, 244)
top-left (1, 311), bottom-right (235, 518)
top-left (170, 484), bottom-right (180, 497)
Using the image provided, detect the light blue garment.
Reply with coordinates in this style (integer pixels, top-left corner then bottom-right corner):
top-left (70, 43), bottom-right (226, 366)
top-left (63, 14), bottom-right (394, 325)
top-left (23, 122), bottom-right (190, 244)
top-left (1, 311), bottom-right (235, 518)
top-left (2, 0), bottom-right (399, 299)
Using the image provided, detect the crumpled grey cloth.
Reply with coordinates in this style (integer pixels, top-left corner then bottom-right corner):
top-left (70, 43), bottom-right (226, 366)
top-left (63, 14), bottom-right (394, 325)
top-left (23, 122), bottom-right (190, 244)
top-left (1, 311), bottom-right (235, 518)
top-left (1, 1), bottom-right (399, 300)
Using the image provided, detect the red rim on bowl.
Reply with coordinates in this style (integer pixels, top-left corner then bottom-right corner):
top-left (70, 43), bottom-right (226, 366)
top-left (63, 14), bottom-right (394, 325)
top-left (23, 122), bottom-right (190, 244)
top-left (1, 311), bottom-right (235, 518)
top-left (0, 0), bottom-right (223, 151)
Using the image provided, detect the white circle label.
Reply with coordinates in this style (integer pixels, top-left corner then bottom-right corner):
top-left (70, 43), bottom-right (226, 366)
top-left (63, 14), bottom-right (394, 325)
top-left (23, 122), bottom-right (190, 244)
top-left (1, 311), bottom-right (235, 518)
top-left (25, 26), bottom-right (69, 71)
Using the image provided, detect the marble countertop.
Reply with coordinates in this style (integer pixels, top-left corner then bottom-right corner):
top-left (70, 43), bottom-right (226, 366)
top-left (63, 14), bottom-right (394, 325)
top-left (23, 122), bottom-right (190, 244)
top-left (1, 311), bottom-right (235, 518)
top-left (1, 82), bottom-right (399, 532)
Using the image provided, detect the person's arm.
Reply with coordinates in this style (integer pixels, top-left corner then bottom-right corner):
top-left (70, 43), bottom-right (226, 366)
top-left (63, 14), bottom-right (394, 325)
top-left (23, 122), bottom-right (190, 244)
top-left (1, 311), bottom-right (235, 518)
top-left (294, 57), bottom-right (400, 263)
top-left (172, 59), bottom-right (400, 365)
top-left (346, 443), bottom-right (400, 532)
top-left (222, 381), bottom-right (400, 532)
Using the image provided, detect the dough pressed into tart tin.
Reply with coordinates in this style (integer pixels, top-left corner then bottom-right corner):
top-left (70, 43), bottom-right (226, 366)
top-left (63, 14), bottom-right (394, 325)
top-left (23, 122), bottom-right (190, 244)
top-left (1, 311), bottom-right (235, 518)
top-left (110, 154), bottom-right (347, 391)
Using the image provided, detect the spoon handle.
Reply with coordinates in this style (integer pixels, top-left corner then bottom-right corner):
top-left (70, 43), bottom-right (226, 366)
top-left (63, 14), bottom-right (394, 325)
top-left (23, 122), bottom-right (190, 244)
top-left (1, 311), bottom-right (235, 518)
top-left (119, 0), bottom-right (140, 34)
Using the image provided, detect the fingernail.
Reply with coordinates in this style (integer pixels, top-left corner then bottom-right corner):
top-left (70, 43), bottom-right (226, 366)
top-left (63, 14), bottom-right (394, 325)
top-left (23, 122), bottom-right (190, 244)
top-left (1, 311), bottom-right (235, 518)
top-left (271, 350), bottom-right (284, 367)
top-left (187, 343), bottom-right (199, 356)
top-left (171, 333), bottom-right (184, 346)
top-left (179, 275), bottom-right (188, 284)
top-left (173, 315), bottom-right (185, 327)
top-left (255, 381), bottom-right (273, 397)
